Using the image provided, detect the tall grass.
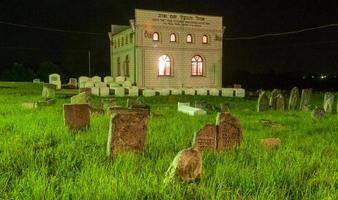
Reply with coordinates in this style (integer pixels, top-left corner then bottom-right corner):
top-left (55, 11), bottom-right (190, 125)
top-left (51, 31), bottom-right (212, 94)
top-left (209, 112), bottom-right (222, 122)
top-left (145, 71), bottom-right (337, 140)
top-left (0, 82), bottom-right (337, 199)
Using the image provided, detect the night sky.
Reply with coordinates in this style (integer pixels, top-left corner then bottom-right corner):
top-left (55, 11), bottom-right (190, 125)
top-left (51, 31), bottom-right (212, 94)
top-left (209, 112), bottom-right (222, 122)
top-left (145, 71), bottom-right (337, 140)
top-left (0, 0), bottom-right (338, 87)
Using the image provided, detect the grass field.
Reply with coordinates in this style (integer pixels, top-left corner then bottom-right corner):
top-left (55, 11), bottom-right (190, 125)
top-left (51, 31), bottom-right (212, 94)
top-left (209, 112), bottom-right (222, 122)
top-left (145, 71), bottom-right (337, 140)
top-left (0, 82), bottom-right (337, 199)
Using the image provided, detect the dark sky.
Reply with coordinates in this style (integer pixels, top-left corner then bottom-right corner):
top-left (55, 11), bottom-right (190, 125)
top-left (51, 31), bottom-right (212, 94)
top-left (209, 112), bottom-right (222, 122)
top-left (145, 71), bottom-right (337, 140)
top-left (0, 0), bottom-right (338, 78)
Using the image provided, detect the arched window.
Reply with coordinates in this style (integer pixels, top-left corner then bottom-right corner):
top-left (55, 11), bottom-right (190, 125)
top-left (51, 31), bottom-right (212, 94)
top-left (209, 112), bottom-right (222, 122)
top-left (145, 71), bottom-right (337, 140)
top-left (191, 55), bottom-right (203, 76)
top-left (170, 33), bottom-right (176, 42)
top-left (158, 55), bottom-right (171, 76)
top-left (153, 32), bottom-right (159, 41)
top-left (202, 35), bottom-right (208, 44)
top-left (186, 34), bottom-right (192, 43)
top-left (117, 57), bottom-right (121, 76)
top-left (125, 55), bottom-right (129, 77)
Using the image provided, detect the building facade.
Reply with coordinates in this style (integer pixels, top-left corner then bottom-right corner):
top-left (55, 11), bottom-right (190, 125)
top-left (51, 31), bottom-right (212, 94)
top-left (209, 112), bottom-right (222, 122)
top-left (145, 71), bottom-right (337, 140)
top-left (110, 9), bottom-right (223, 88)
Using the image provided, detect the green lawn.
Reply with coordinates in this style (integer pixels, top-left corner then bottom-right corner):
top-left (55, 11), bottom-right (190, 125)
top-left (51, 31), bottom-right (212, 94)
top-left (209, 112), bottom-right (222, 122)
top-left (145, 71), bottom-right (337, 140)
top-left (0, 82), bottom-right (337, 199)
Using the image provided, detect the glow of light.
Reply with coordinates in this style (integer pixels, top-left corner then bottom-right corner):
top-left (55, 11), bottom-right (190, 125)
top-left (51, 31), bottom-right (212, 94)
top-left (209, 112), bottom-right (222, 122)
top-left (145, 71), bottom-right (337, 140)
top-left (319, 75), bottom-right (327, 80)
top-left (158, 57), bottom-right (166, 75)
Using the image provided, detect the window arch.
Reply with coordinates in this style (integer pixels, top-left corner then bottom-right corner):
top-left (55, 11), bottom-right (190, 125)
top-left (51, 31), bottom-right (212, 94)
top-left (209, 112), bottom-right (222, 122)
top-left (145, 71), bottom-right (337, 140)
top-left (170, 33), bottom-right (176, 42)
top-left (153, 32), bottom-right (159, 41)
top-left (186, 34), bottom-right (192, 43)
top-left (202, 35), bottom-right (208, 44)
top-left (158, 55), bottom-right (171, 76)
top-left (117, 57), bottom-right (121, 76)
top-left (125, 55), bottom-right (129, 77)
top-left (191, 55), bottom-right (203, 76)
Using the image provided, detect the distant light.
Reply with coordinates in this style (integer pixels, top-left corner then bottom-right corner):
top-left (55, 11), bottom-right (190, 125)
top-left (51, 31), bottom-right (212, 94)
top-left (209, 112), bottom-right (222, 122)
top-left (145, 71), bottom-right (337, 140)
top-left (302, 75), bottom-right (306, 79)
top-left (311, 76), bottom-right (315, 79)
top-left (319, 75), bottom-right (327, 80)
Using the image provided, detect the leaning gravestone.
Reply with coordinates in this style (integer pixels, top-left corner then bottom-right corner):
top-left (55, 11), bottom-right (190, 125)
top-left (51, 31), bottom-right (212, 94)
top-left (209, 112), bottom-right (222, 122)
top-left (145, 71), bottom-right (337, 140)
top-left (288, 87), bottom-right (300, 110)
top-left (193, 124), bottom-right (217, 150)
top-left (107, 107), bottom-right (149, 157)
top-left (63, 104), bottom-right (90, 131)
top-left (323, 92), bottom-right (335, 113)
top-left (42, 83), bottom-right (56, 98)
top-left (216, 112), bottom-right (243, 150)
top-left (257, 91), bottom-right (269, 112)
top-left (71, 92), bottom-right (90, 104)
top-left (164, 147), bottom-right (202, 184)
top-left (300, 89), bottom-right (312, 111)
top-left (269, 89), bottom-right (280, 109)
top-left (276, 93), bottom-right (285, 111)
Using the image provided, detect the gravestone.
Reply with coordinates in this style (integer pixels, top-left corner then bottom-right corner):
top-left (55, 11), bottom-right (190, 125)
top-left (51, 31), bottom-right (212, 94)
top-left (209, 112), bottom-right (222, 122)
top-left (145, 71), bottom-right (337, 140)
top-left (193, 124), bottom-right (217, 150)
top-left (63, 104), bottom-right (90, 131)
top-left (209, 88), bottom-right (220, 96)
top-left (115, 76), bottom-right (125, 83)
top-left (178, 102), bottom-right (206, 116)
top-left (156, 88), bottom-right (170, 96)
top-left (183, 88), bottom-right (196, 95)
top-left (22, 102), bottom-right (38, 109)
top-left (288, 87), bottom-right (300, 110)
top-left (171, 88), bottom-right (182, 95)
top-left (143, 89), bottom-right (156, 97)
top-left (233, 84), bottom-right (241, 88)
top-left (216, 112), bottom-right (243, 150)
top-left (221, 88), bottom-right (234, 97)
top-left (122, 81), bottom-right (132, 88)
top-left (104, 76), bottom-right (114, 84)
top-left (300, 89), bottom-right (312, 111)
top-left (94, 82), bottom-right (107, 88)
top-left (276, 93), bottom-right (285, 111)
top-left (42, 83), bottom-right (56, 98)
top-left (71, 92), bottom-right (90, 104)
top-left (269, 89), bottom-right (280, 109)
top-left (78, 76), bottom-right (89, 88)
top-left (311, 107), bottom-right (325, 120)
top-left (92, 76), bottom-right (101, 83)
top-left (323, 92), bottom-right (335, 113)
top-left (196, 88), bottom-right (208, 96)
top-left (84, 81), bottom-right (94, 88)
top-left (91, 87), bottom-right (100, 96)
top-left (49, 73), bottom-right (61, 89)
top-left (235, 88), bottom-right (245, 98)
top-left (128, 86), bottom-right (139, 97)
top-left (164, 147), bottom-right (202, 184)
top-left (67, 78), bottom-right (78, 89)
top-left (106, 107), bottom-right (149, 157)
top-left (100, 87), bottom-right (110, 97)
top-left (33, 79), bottom-right (40, 83)
top-left (111, 87), bottom-right (125, 96)
top-left (257, 91), bottom-right (269, 112)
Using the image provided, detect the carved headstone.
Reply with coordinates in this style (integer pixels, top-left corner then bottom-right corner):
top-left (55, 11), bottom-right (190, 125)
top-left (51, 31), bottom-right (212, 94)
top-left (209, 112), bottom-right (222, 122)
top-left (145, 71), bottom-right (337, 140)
top-left (323, 92), bottom-right (335, 113)
top-left (63, 104), bottom-right (90, 131)
top-left (193, 124), bottom-right (217, 150)
top-left (276, 93), bottom-right (285, 111)
top-left (257, 91), bottom-right (269, 112)
top-left (107, 107), bottom-right (149, 157)
top-left (42, 83), bottom-right (56, 99)
top-left (300, 89), bottom-right (312, 111)
top-left (288, 87), bottom-right (300, 110)
top-left (164, 147), bottom-right (202, 184)
top-left (49, 73), bottom-right (61, 89)
top-left (269, 89), bottom-right (280, 109)
top-left (68, 78), bottom-right (78, 89)
top-left (216, 112), bottom-right (243, 150)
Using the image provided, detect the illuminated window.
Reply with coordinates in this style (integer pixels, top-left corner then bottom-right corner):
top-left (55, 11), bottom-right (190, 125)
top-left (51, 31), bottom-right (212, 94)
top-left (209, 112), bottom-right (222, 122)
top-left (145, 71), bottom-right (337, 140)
top-left (153, 32), bottom-right (159, 41)
top-left (186, 34), bottom-right (192, 43)
top-left (170, 33), bottom-right (176, 42)
top-left (202, 35), bottom-right (208, 44)
top-left (158, 55), bottom-right (171, 76)
top-left (125, 55), bottom-right (129, 77)
top-left (126, 34), bottom-right (128, 44)
top-left (130, 33), bottom-right (133, 43)
top-left (191, 55), bottom-right (203, 76)
top-left (117, 57), bottom-right (121, 76)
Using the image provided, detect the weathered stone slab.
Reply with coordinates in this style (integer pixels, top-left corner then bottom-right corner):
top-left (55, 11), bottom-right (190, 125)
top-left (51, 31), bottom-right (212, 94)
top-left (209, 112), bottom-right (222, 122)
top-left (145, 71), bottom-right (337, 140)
top-left (107, 107), bottom-right (149, 157)
top-left (300, 89), bottom-right (312, 111)
top-left (111, 87), bottom-right (125, 96)
top-left (100, 87), bottom-right (110, 97)
top-left (234, 88), bottom-right (245, 98)
top-left (49, 73), bottom-right (61, 89)
top-left (156, 88), bottom-right (170, 96)
top-left (178, 102), bottom-right (190, 109)
top-left (84, 81), bottom-right (94, 88)
top-left (216, 112), bottom-right (243, 150)
top-left (79, 88), bottom-right (91, 96)
top-left (115, 76), bottom-right (125, 83)
top-left (71, 92), bottom-right (90, 104)
top-left (104, 76), bottom-right (114, 84)
top-left (257, 91), bottom-right (269, 112)
top-left (209, 88), bottom-right (220, 96)
top-left (323, 92), bottom-right (335, 113)
top-left (42, 83), bottom-right (56, 98)
top-left (164, 147), bottom-right (202, 184)
top-left (94, 82), bottom-right (107, 88)
top-left (183, 88), bottom-right (196, 95)
top-left (122, 81), bottom-right (132, 88)
top-left (91, 87), bottom-right (100, 96)
top-left (143, 89), bottom-right (156, 97)
top-left (288, 87), bottom-right (300, 110)
top-left (128, 86), bottom-right (139, 97)
top-left (92, 76), bottom-right (101, 83)
top-left (196, 88), bottom-right (208, 96)
top-left (78, 76), bottom-right (89, 88)
top-left (193, 124), bottom-right (217, 150)
top-left (178, 103), bottom-right (206, 116)
top-left (170, 88), bottom-right (182, 95)
top-left (109, 82), bottom-right (121, 88)
top-left (221, 88), bottom-right (234, 97)
top-left (63, 104), bottom-right (90, 131)
top-left (269, 89), bottom-right (280, 109)
top-left (22, 102), bottom-right (38, 109)
top-left (276, 93), bottom-right (285, 111)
